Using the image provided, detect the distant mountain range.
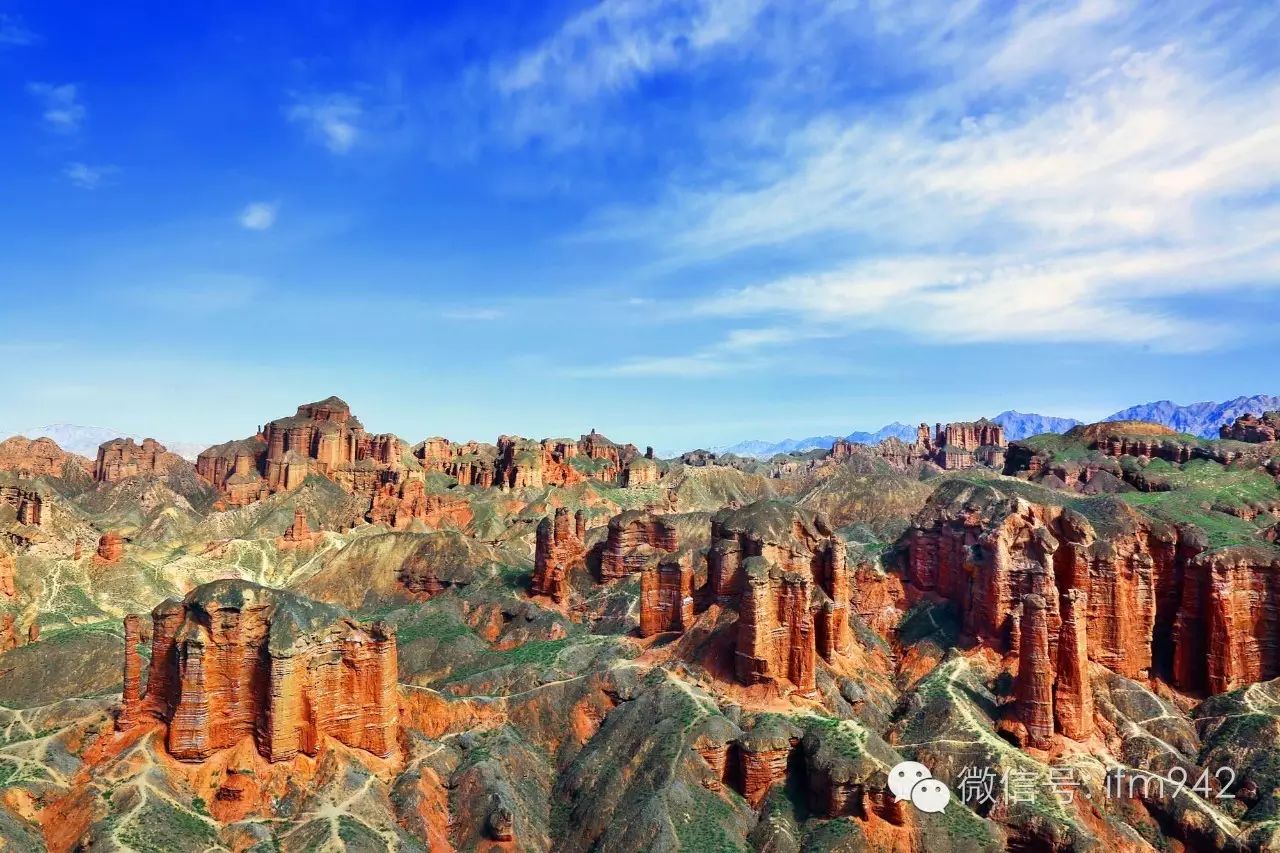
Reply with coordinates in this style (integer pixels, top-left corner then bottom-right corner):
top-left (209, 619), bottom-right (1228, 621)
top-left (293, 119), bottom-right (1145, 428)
top-left (708, 395), bottom-right (1280, 458)
top-left (14, 423), bottom-right (206, 461)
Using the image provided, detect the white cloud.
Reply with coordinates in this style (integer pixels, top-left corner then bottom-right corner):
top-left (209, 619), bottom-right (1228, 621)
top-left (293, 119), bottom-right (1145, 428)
top-left (0, 13), bottom-right (36, 46)
top-left (490, 0), bottom-right (766, 145)
top-left (64, 162), bottom-right (118, 190)
top-left (28, 82), bottom-right (85, 132)
top-left (238, 201), bottom-right (279, 230)
top-left (442, 307), bottom-right (505, 321)
top-left (583, 0), bottom-right (1280, 357)
top-left (287, 94), bottom-right (362, 153)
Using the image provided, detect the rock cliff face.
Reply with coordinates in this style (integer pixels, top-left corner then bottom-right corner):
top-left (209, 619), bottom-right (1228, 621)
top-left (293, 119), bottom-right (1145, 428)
top-left (532, 507), bottom-right (587, 603)
top-left (601, 511), bottom-right (678, 580)
top-left (94, 437), bottom-right (184, 483)
top-left (118, 579), bottom-right (398, 762)
top-left (904, 480), bottom-right (1280, 704)
top-left (196, 397), bottom-right (409, 508)
top-left (1002, 594), bottom-right (1055, 749)
top-left (0, 436), bottom-right (89, 478)
top-left (705, 501), bottom-right (852, 694)
top-left (639, 552), bottom-right (695, 636)
top-left (367, 478), bottom-right (472, 530)
top-left (1220, 411), bottom-right (1280, 443)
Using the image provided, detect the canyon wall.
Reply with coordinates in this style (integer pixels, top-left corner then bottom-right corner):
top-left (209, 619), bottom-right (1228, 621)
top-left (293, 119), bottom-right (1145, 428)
top-left (118, 579), bottom-right (398, 763)
top-left (94, 437), bottom-right (184, 483)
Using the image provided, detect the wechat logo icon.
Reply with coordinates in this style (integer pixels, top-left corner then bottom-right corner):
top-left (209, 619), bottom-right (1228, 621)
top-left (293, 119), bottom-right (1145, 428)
top-left (888, 760), bottom-right (951, 814)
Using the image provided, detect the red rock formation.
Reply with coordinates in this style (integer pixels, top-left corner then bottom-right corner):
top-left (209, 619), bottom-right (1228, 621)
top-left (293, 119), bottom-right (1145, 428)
top-left (367, 478), bottom-right (473, 530)
top-left (704, 501), bottom-right (851, 693)
top-left (281, 507), bottom-right (311, 543)
top-left (0, 484), bottom-right (43, 527)
top-left (94, 437), bottom-right (183, 483)
top-left (0, 612), bottom-right (16, 652)
top-left (879, 419), bottom-right (1006, 471)
top-left (640, 552), bottom-right (694, 636)
top-left (1221, 411), bottom-right (1280, 443)
top-left (905, 479), bottom-right (1280, 698)
top-left (196, 397), bottom-right (410, 508)
top-left (0, 436), bottom-right (90, 477)
top-left (1008, 594), bottom-right (1054, 749)
top-left (26, 621), bottom-right (38, 644)
top-left (622, 456), bottom-right (661, 486)
top-left (1055, 588), bottom-right (1093, 741)
top-left (532, 508), bottom-right (586, 603)
top-left (118, 614), bottom-right (144, 731)
top-left (601, 510), bottom-right (678, 580)
top-left (0, 548), bottom-right (14, 598)
top-left (123, 580), bottom-right (398, 762)
top-left (416, 438), bottom-right (498, 488)
top-left (94, 532), bottom-right (124, 564)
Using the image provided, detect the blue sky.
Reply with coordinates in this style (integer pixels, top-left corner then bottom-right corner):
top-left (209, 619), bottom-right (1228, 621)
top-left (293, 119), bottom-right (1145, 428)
top-left (2, 0), bottom-right (1278, 452)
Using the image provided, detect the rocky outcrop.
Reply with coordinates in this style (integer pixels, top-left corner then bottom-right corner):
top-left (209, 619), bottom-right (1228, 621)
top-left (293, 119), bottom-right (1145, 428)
top-left (118, 579), bottom-right (398, 762)
top-left (705, 501), bottom-right (852, 694)
top-left (532, 508), bottom-right (586, 603)
top-left (601, 510), bottom-right (678, 580)
top-left (0, 436), bottom-right (89, 478)
top-left (1, 483), bottom-right (44, 527)
top-left (94, 532), bottom-right (124, 564)
top-left (1054, 588), bottom-right (1093, 740)
top-left (879, 419), bottom-right (1006, 471)
top-left (367, 478), bottom-right (472, 530)
top-left (415, 438), bottom-right (498, 487)
top-left (94, 437), bottom-right (184, 483)
top-left (280, 508), bottom-right (311, 543)
top-left (1002, 594), bottom-right (1054, 749)
top-left (196, 397), bottom-right (411, 508)
top-left (639, 552), bottom-right (694, 636)
top-left (904, 479), bottom-right (1280, 700)
top-left (1221, 411), bottom-right (1280, 443)
top-left (0, 612), bottom-right (16, 652)
top-left (0, 547), bottom-right (14, 598)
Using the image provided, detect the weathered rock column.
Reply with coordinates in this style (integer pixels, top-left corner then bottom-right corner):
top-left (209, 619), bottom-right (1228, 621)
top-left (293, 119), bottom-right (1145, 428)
top-left (1054, 588), bottom-right (1094, 741)
top-left (1015, 594), bottom-right (1054, 749)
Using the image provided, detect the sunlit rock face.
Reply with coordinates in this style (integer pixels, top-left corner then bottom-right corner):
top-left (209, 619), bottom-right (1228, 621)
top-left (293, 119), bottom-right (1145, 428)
top-left (118, 579), bottom-right (398, 763)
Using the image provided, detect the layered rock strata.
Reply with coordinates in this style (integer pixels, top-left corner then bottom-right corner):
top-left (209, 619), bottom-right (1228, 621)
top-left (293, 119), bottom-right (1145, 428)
top-left (196, 397), bottom-right (409, 508)
top-left (601, 510), bottom-right (678, 580)
top-left (1220, 411), bottom-right (1280, 443)
top-left (0, 436), bottom-right (89, 478)
top-left (701, 501), bottom-right (852, 694)
top-left (532, 508), bottom-right (587, 603)
top-left (94, 437), bottom-right (184, 483)
top-left (905, 480), bottom-right (1280, 702)
top-left (118, 579), bottom-right (398, 762)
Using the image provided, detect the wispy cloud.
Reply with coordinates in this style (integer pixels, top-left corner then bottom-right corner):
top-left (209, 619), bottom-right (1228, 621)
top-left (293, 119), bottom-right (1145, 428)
top-left (28, 82), bottom-right (86, 132)
top-left (574, 325), bottom-right (835, 378)
top-left (580, 0), bottom-right (1280, 358)
top-left (490, 0), bottom-right (766, 146)
top-left (64, 162), bottom-right (118, 189)
top-left (238, 201), bottom-right (279, 230)
top-left (286, 94), bottom-right (362, 153)
top-left (0, 13), bottom-right (36, 46)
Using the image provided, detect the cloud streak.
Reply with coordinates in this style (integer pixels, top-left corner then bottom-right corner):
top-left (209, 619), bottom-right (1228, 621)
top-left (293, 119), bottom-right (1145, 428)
top-left (287, 94), bottom-right (362, 153)
top-left (239, 202), bottom-right (279, 230)
top-left (577, 0), bottom-right (1280, 358)
top-left (28, 82), bottom-right (86, 132)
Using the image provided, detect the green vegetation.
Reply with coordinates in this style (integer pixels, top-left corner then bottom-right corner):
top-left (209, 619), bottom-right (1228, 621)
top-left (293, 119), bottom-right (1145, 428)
top-left (674, 788), bottom-right (744, 852)
top-left (1117, 459), bottom-right (1279, 550)
top-left (395, 610), bottom-right (476, 645)
top-left (117, 796), bottom-right (218, 853)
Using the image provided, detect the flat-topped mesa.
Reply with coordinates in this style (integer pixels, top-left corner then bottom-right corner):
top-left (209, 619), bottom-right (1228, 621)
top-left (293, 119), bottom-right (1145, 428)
top-left (494, 429), bottom-right (641, 490)
top-left (601, 510), bottom-right (679, 580)
top-left (0, 436), bottom-right (90, 478)
top-left (702, 501), bottom-right (851, 694)
top-left (118, 579), bottom-right (398, 763)
top-left (94, 437), bottom-right (184, 483)
top-left (532, 507), bottom-right (587, 603)
top-left (1220, 411), bottom-right (1280, 443)
top-left (904, 479), bottom-right (1280, 699)
top-left (195, 396), bottom-right (411, 508)
top-left (415, 438), bottom-right (498, 487)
